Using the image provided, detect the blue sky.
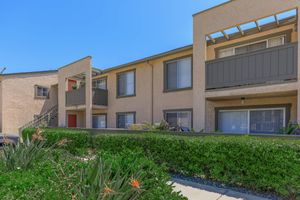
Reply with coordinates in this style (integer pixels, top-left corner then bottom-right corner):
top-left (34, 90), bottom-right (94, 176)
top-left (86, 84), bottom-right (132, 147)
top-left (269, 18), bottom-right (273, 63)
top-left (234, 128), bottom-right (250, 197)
top-left (0, 0), bottom-right (228, 73)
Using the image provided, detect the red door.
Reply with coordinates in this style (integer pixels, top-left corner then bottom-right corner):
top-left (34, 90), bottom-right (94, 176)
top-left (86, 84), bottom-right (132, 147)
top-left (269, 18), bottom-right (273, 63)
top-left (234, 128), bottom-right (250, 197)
top-left (68, 114), bottom-right (77, 128)
top-left (68, 80), bottom-right (77, 91)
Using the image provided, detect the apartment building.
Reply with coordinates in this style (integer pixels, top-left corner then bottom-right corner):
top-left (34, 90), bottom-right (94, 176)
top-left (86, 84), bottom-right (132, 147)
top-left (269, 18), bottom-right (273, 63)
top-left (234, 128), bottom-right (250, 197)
top-left (1, 0), bottom-right (299, 135)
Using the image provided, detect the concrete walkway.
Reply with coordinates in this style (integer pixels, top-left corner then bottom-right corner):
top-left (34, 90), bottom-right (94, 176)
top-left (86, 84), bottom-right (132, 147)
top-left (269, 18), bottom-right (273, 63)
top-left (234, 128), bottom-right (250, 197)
top-left (172, 178), bottom-right (273, 200)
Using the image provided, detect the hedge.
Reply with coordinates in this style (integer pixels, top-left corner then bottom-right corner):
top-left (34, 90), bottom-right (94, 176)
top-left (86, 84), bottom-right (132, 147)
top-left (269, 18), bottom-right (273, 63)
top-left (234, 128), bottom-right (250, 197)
top-left (23, 128), bottom-right (300, 198)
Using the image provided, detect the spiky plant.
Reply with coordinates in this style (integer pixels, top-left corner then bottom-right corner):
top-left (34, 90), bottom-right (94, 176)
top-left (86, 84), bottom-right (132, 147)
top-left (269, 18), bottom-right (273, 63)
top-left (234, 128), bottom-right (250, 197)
top-left (1, 129), bottom-right (47, 171)
top-left (74, 156), bottom-right (143, 200)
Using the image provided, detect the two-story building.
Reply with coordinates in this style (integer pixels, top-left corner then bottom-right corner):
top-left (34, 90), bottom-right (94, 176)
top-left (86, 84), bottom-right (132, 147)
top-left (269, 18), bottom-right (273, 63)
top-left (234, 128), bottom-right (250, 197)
top-left (1, 0), bottom-right (299, 135)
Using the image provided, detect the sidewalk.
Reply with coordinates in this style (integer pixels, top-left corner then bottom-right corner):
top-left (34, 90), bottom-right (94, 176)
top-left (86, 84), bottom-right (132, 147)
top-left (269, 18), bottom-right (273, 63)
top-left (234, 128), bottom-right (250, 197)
top-left (172, 178), bottom-right (273, 200)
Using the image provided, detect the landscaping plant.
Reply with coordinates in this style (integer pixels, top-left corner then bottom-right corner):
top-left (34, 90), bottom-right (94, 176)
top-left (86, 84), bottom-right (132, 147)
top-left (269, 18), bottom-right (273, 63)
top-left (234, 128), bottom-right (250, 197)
top-left (2, 129), bottom-right (47, 171)
top-left (22, 128), bottom-right (300, 198)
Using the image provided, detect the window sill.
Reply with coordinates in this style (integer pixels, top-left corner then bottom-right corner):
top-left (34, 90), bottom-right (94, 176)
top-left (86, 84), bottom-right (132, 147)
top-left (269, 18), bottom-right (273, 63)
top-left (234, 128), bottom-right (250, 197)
top-left (34, 96), bottom-right (49, 100)
top-left (163, 87), bottom-right (193, 93)
top-left (116, 94), bottom-right (136, 99)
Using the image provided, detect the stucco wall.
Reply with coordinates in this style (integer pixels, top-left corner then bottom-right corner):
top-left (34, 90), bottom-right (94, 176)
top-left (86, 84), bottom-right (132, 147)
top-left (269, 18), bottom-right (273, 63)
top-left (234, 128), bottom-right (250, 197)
top-left (94, 48), bottom-right (193, 128)
top-left (1, 72), bottom-right (58, 135)
top-left (58, 56), bottom-right (92, 128)
top-left (206, 95), bottom-right (297, 132)
top-left (193, 0), bottom-right (300, 131)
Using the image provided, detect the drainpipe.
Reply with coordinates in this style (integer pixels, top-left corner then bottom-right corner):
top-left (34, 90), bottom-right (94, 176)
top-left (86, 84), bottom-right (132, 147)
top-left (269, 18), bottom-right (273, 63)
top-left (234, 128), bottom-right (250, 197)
top-left (147, 61), bottom-right (154, 124)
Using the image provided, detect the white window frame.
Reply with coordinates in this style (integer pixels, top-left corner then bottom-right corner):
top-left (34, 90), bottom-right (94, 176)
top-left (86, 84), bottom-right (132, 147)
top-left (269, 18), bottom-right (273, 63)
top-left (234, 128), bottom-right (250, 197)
top-left (219, 107), bottom-right (286, 133)
top-left (218, 35), bottom-right (285, 58)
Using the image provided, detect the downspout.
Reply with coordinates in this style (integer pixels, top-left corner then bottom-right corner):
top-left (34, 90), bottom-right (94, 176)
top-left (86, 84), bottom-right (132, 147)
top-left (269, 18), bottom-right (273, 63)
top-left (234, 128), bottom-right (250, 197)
top-left (147, 61), bottom-right (154, 124)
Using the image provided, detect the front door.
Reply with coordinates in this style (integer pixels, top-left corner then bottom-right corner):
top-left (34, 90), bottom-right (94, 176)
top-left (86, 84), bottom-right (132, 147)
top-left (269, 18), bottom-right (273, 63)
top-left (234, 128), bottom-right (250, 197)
top-left (68, 114), bottom-right (77, 128)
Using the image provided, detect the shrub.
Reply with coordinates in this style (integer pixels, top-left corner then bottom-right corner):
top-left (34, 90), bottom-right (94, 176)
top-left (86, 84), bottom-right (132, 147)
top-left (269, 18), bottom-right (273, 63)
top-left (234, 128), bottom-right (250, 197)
top-left (2, 129), bottom-right (48, 171)
top-left (22, 128), bottom-right (300, 197)
top-left (1, 134), bottom-right (186, 200)
top-left (93, 134), bottom-right (300, 197)
top-left (22, 128), bottom-right (90, 154)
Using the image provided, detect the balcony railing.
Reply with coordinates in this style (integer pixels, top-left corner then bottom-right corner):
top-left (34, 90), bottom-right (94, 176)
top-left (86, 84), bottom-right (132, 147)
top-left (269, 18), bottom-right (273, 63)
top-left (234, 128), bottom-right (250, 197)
top-left (206, 42), bottom-right (298, 90)
top-left (66, 87), bottom-right (108, 107)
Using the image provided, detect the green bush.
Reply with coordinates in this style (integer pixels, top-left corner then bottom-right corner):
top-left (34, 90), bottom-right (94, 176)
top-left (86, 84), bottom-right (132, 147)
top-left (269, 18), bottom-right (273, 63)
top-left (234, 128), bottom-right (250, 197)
top-left (0, 137), bottom-right (185, 200)
top-left (23, 128), bottom-right (91, 154)
top-left (22, 128), bottom-right (300, 198)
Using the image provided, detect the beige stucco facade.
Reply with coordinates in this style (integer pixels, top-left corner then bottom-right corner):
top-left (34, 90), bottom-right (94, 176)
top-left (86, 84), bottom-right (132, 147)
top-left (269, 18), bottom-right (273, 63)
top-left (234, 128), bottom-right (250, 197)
top-left (193, 0), bottom-right (300, 131)
top-left (92, 48), bottom-right (193, 128)
top-left (0, 72), bottom-right (58, 135)
top-left (1, 0), bottom-right (299, 135)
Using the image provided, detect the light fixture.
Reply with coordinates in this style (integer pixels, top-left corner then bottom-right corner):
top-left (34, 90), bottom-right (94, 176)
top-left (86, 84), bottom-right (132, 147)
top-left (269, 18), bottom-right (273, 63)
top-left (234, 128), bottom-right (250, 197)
top-left (241, 97), bottom-right (246, 105)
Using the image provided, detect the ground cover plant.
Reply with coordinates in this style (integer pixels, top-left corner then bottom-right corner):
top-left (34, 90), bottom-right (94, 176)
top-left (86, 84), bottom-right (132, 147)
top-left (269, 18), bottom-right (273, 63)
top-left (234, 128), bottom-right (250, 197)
top-left (22, 128), bottom-right (300, 199)
top-left (0, 129), bottom-right (186, 200)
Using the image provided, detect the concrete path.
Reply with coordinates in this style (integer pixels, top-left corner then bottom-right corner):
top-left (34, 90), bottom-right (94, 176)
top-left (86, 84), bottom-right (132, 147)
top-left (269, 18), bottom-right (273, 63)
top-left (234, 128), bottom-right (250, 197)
top-left (172, 178), bottom-right (272, 200)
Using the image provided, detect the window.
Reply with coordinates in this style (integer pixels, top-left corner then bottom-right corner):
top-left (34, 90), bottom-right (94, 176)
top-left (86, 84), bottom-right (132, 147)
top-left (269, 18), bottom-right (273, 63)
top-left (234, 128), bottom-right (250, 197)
top-left (117, 112), bottom-right (135, 129)
top-left (92, 114), bottom-right (107, 128)
top-left (165, 57), bottom-right (192, 91)
top-left (117, 70), bottom-right (135, 97)
top-left (165, 110), bottom-right (192, 130)
top-left (235, 41), bottom-right (267, 55)
top-left (93, 78), bottom-right (107, 90)
top-left (217, 36), bottom-right (285, 58)
top-left (218, 107), bottom-right (286, 134)
top-left (218, 48), bottom-right (235, 58)
top-left (35, 85), bottom-right (49, 98)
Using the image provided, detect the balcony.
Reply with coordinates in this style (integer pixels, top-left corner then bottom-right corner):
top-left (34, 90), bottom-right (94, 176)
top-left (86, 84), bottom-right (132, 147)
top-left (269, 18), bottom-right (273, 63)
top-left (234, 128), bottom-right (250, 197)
top-left (205, 43), bottom-right (298, 90)
top-left (66, 87), bottom-right (108, 107)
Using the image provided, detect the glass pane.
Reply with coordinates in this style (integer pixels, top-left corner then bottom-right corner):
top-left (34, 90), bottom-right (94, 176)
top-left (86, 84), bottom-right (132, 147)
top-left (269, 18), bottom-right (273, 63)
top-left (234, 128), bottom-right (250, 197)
top-left (177, 111), bottom-right (192, 129)
top-left (268, 37), bottom-right (284, 48)
top-left (166, 113), bottom-right (178, 127)
top-left (117, 114), bottom-right (125, 128)
top-left (125, 113), bottom-right (134, 128)
top-left (177, 57), bottom-right (192, 88)
top-left (235, 46), bottom-right (248, 55)
top-left (248, 41), bottom-right (267, 52)
top-left (93, 115), bottom-right (106, 128)
top-left (250, 109), bottom-right (284, 134)
top-left (167, 62), bottom-right (177, 90)
top-left (218, 48), bottom-right (234, 58)
top-left (93, 78), bottom-right (107, 89)
top-left (218, 111), bottom-right (248, 133)
top-left (117, 74), bottom-right (126, 96)
top-left (126, 71), bottom-right (134, 95)
top-left (235, 41), bottom-right (267, 55)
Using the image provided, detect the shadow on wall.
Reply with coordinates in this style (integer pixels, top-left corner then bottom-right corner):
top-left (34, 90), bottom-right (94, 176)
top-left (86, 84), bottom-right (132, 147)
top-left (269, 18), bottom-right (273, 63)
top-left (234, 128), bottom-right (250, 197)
top-left (39, 84), bottom-right (58, 115)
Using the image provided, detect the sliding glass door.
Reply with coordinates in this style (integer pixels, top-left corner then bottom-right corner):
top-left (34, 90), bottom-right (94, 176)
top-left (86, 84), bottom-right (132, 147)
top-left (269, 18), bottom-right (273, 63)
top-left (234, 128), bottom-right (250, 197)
top-left (218, 107), bottom-right (285, 134)
top-left (218, 111), bottom-right (248, 133)
top-left (249, 109), bottom-right (284, 134)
